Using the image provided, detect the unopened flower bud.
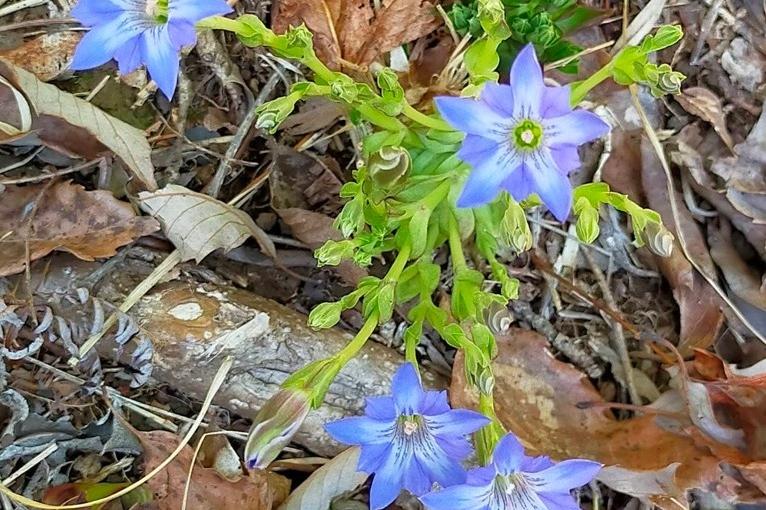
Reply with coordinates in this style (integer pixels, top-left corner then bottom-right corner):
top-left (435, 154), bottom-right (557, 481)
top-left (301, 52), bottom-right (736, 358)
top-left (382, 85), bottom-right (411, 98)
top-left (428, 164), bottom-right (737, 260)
top-left (641, 221), bottom-right (674, 257)
top-left (501, 201), bottom-right (533, 252)
top-left (368, 146), bottom-right (411, 188)
top-left (308, 301), bottom-right (343, 329)
top-left (314, 239), bottom-right (356, 266)
top-left (574, 198), bottom-right (600, 244)
top-left (244, 389), bottom-right (310, 470)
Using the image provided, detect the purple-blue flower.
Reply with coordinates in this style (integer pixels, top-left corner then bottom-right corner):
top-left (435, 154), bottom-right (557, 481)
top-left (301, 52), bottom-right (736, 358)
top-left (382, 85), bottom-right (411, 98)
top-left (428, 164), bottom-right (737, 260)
top-left (325, 363), bottom-right (490, 510)
top-left (421, 432), bottom-right (602, 510)
top-left (70, 0), bottom-right (232, 98)
top-left (434, 44), bottom-right (610, 222)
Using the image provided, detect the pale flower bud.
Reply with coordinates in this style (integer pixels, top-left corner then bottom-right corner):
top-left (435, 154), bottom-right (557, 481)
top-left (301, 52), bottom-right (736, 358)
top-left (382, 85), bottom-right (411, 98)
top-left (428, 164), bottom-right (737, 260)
top-left (244, 389), bottom-right (310, 470)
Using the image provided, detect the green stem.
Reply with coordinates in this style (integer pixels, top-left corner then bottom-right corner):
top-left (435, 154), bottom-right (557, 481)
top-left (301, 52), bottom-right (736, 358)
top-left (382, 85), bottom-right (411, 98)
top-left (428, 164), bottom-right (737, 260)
top-left (476, 392), bottom-right (505, 464)
top-left (570, 62), bottom-right (613, 105)
top-left (196, 15), bottom-right (245, 32)
top-left (358, 104), bottom-right (408, 132)
top-left (386, 242), bottom-right (412, 281)
top-left (335, 313), bottom-right (380, 366)
top-left (402, 104), bottom-right (451, 131)
top-left (448, 214), bottom-right (468, 273)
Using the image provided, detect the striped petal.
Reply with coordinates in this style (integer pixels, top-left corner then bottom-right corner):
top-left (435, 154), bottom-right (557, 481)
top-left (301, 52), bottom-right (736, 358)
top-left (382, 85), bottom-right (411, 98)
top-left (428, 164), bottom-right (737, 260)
top-left (510, 44), bottom-right (544, 118)
top-left (543, 110), bottom-right (610, 146)
top-left (139, 25), bottom-right (180, 98)
top-left (70, 12), bottom-right (148, 69)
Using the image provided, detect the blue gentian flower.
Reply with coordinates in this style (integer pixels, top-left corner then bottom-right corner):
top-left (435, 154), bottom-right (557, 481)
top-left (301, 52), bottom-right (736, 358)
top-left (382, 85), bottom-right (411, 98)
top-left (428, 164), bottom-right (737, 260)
top-left (70, 0), bottom-right (232, 98)
top-left (325, 363), bottom-right (490, 510)
top-left (421, 432), bottom-right (602, 510)
top-left (434, 44), bottom-right (610, 222)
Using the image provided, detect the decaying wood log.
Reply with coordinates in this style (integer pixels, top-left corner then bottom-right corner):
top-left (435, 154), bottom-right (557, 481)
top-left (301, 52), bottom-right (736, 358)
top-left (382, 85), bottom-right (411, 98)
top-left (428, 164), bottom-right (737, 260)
top-left (80, 253), bottom-right (448, 456)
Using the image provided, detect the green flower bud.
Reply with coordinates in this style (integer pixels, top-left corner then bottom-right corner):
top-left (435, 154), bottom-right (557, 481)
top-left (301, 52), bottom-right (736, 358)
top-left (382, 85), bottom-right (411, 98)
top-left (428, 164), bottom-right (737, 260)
top-left (308, 301), bottom-right (343, 329)
top-left (655, 67), bottom-right (685, 96)
top-left (244, 389), bottom-right (311, 470)
top-left (254, 90), bottom-right (303, 133)
top-left (272, 25), bottom-right (314, 60)
top-left (511, 17), bottom-right (532, 35)
top-left (367, 146), bottom-right (411, 188)
top-left (476, 368), bottom-right (495, 395)
top-left (640, 221), bottom-right (674, 257)
top-left (501, 200), bottom-right (533, 252)
top-left (574, 197), bottom-right (600, 244)
top-left (314, 239), bottom-right (357, 266)
top-left (483, 300), bottom-right (513, 334)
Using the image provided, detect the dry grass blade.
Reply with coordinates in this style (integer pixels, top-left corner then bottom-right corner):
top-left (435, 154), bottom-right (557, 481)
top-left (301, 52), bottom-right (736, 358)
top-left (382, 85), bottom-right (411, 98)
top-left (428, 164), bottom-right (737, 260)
top-left (138, 184), bottom-right (276, 263)
top-left (0, 356), bottom-right (234, 509)
top-left (611, 0), bottom-right (667, 53)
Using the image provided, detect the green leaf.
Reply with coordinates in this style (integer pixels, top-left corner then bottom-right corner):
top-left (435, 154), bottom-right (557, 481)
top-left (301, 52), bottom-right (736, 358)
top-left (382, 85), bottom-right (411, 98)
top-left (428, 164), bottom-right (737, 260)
top-left (640, 24), bottom-right (683, 53)
top-left (471, 323), bottom-right (497, 357)
top-left (314, 239), bottom-right (357, 266)
top-left (464, 36), bottom-right (502, 85)
top-left (408, 206), bottom-right (432, 258)
top-left (555, 5), bottom-right (605, 34)
top-left (477, 0), bottom-right (511, 39)
top-left (451, 269), bottom-right (484, 320)
top-left (334, 196), bottom-right (365, 238)
top-left (574, 196), bottom-right (600, 243)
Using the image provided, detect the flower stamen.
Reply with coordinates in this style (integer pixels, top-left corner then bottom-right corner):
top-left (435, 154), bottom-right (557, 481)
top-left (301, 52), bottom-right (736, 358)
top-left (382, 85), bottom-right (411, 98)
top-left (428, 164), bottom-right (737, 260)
top-left (511, 119), bottom-right (543, 151)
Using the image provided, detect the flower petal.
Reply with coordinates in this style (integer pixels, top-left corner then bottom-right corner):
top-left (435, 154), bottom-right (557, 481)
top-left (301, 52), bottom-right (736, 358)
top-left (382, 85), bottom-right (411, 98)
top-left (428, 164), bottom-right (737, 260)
top-left (481, 82), bottom-right (514, 117)
top-left (167, 19), bottom-right (197, 48)
top-left (526, 151), bottom-right (573, 222)
top-left (169, 0), bottom-right (233, 22)
top-left (139, 26), bottom-right (180, 98)
top-left (391, 362), bottom-right (424, 414)
top-left (549, 144), bottom-right (580, 174)
top-left (420, 483), bottom-right (493, 510)
top-left (541, 85), bottom-right (572, 118)
top-left (434, 96), bottom-right (508, 141)
top-left (71, 0), bottom-right (124, 26)
top-left (420, 390), bottom-right (450, 416)
top-left (435, 435), bottom-right (473, 460)
top-left (524, 459), bottom-right (602, 493)
top-left (70, 13), bottom-right (147, 70)
top-left (508, 482), bottom-right (549, 510)
top-left (415, 436), bottom-right (468, 488)
top-left (112, 35), bottom-right (142, 74)
top-left (402, 458), bottom-right (433, 496)
top-left (358, 443), bottom-right (391, 473)
top-left (325, 416), bottom-right (394, 445)
top-left (466, 466), bottom-right (497, 485)
top-left (538, 491), bottom-right (583, 510)
top-left (425, 409), bottom-right (489, 437)
top-left (501, 165), bottom-right (534, 202)
top-left (492, 433), bottom-right (527, 475)
top-left (457, 135), bottom-right (501, 168)
top-left (510, 44), bottom-right (544, 118)
top-left (521, 455), bottom-right (555, 473)
top-left (457, 145), bottom-right (521, 208)
top-left (544, 110), bottom-right (610, 146)
top-left (369, 446), bottom-right (410, 510)
top-left (365, 396), bottom-right (397, 420)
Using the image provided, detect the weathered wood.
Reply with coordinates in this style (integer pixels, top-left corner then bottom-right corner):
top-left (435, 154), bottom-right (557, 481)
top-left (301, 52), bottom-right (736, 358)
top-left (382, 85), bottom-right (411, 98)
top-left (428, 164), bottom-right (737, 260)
top-left (89, 254), bottom-right (447, 456)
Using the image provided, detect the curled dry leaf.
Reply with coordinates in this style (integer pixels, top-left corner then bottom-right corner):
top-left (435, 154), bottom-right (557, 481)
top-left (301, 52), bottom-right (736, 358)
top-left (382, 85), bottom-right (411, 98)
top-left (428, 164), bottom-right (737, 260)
top-left (450, 329), bottom-right (766, 507)
top-left (675, 87), bottom-right (734, 151)
top-left (710, 108), bottom-right (766, 223)
top-left (708, 221), bottom-right (766, 312)
top-left (140, 430), bottom-right (287, 510)
top-left (640, 138), bottom-right (723, 354)
top-left (273, 0), bottom-right (440, 68)
top-left (138, 184), bottom-right (276, 262)
top-left (0, 181), bottom-right (159, 277)
top-left (0, 59), bottom-right (157, 190)
top-left (279, 447), bottom-right (367, 510)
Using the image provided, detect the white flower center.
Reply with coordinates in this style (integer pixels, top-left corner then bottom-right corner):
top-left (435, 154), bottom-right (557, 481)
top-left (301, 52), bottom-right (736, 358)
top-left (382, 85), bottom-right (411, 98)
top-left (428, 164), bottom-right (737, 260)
top-left (520, 130), bottom-right (534, 144)
top-left (145, 0), bottom-right (159, 16)
top-left (403, 420), bottom-right (419, 436)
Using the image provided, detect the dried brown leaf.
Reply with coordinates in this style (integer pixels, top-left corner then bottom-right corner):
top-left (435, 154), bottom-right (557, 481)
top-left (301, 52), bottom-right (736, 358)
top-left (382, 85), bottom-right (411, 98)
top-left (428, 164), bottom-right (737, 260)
top-left (450, 329), bottom-right (758, 504)
top-left (0, 59), bottom-right (158, 191)
top-left (352, 0), bottom-right (441, 65)
top-left (279, 447), bottom-right (367, 510)
top-left (0, 181), bottom-right (159, 277)
top-left (273, 0), bottom-right (440, 68)
top-left (675, 87), bottom-right (734, 150)
top-left (139, 184), bottom-right (276, 262)
top-left (641, 137), bottom-right (724, 353)
top-left (140, 430), bottom-right (282, 510)
top-left (708, 221), bottom-right (766, 311)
